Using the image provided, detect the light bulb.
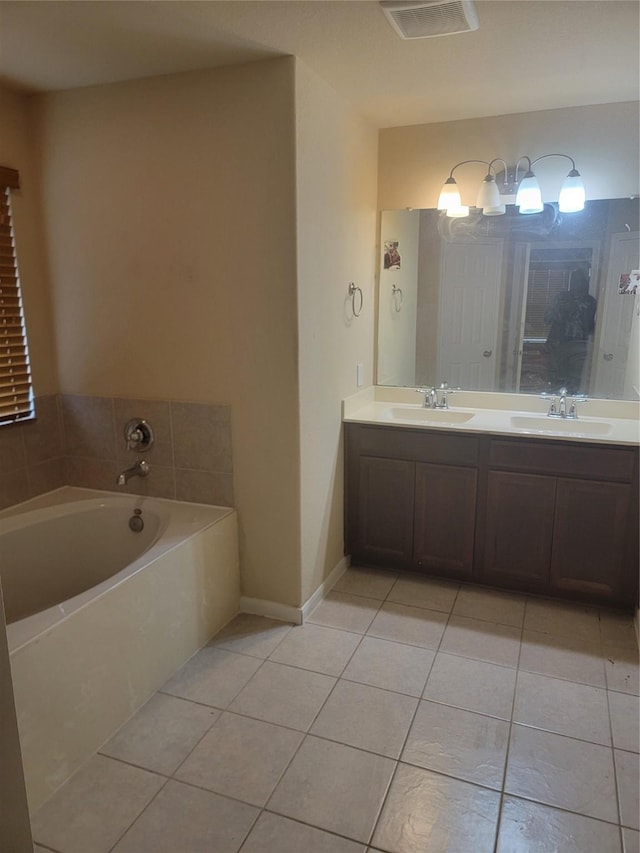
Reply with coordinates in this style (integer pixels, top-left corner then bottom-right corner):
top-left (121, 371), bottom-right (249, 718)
top-left (482, 204), bottom-right (506, 216)
top-left (438, 177), bottom-right (461, 211)
top-left (516, 171), bottom-right (543, 214)
top-left (558, 169), bottom-right (585, 213)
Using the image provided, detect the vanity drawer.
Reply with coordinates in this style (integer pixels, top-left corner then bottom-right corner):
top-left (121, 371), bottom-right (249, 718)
top-left (346, 424), bottom-right (479, 466)
top-left (488, 438), bottom-right (636, 482)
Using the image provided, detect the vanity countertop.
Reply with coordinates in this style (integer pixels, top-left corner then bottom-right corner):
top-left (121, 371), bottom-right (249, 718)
top-left (343, 387), bottom-right (640, 447)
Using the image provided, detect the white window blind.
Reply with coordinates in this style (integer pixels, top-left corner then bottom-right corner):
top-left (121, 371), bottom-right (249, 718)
top-left (0, 166), bottom-right (34, 425)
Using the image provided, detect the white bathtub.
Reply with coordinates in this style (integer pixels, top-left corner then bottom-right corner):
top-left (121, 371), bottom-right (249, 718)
top-left (1, 487), bottom-right (240, 811)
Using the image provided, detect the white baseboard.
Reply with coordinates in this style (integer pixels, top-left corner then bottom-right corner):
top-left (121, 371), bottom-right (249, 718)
top-left (301, 555), bottom-right (350, 622)
top-left (239, 596), bottom-right (303, 625)
top-left (239, 555), bottom-right (351, 626)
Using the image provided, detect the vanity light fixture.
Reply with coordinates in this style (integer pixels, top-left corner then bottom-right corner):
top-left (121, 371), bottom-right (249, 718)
top-left (437, 154), bottom-right (586, 217)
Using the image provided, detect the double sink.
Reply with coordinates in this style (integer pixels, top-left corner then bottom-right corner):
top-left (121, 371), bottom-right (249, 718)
top-left (380, 405), bottom-right (614, 437)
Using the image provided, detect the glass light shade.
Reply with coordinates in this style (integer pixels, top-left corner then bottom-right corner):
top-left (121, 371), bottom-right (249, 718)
top-left (516, 171), bottom-right (543, 214)
top-left (438, 177), bottom-right (461, 211)
top-left (482, 204), bottom-right (506, 216)
top-left (476, 175), bottom-right (501, 210)
top-left (446, 204), bottom-right (470, 218)
top-left (558, 169), bottom-right (585, 213)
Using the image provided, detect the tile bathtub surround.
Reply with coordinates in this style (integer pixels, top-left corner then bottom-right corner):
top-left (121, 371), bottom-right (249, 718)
top-left (59, 393), bottom-right (234, 505)
top-left (32, 571), bottom-right (640, 853)
top-left (0, 394), bottom-right (65, 509)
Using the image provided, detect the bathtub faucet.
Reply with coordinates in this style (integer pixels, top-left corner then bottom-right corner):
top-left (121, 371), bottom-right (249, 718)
top-left (117, 460), bottom-right (150, 485)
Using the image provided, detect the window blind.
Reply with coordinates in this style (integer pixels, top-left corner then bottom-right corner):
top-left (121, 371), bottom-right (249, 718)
top-left (0, 166), bottom-right (34, 425)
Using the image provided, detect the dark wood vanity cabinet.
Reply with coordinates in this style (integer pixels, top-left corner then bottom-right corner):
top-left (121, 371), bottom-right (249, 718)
top-left (344, 424), bottom-right (478, 580)
top-left (344, 423), bottom-right (639, 607)
top-left (479, 438), bottom-right (638, 605)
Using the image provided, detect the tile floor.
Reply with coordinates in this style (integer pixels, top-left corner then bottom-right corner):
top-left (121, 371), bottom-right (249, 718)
top-left (31, 567), bottom-right (640, 853)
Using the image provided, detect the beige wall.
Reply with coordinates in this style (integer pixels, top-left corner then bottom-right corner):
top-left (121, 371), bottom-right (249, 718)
top-left (379, 102), bottom-right (640, 211)
top-left (295, 61), bottom-right (378, 602)
top-left (34, 58), bottom-right (303, 605)
top-left (0, 87), bottom-right (58, 396)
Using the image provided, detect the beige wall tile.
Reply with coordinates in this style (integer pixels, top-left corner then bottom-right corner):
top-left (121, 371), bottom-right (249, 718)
top-left (61, 394), bottom-right (116, 460)
top-left (171, 402), bottom-right (232, 473)
top-left (65, 455), bottom-right (118, 491)
top-left (0, 424), bottom-right (26, 473)
top-left (22, 395), bottom-right (64, 464)
top-left (0, 468), bottom-right (29, 510)
top-left (27, 457), bottom-right (66, 498)
top-left (175, 469), bottom-right (234, 506)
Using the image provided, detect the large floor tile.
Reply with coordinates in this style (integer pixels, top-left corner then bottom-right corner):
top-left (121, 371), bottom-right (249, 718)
top-left (600, 611), bottom-right (639, 651)
top-left (100, 693), bottom-right (219, 774)
top-left (609, 691), bottom-right (640, 753)
top-left (623, 827), bottom-right (640, 853)
top-left (505, 724), bottom-right (618, 823)
top-left (333, 566), bottom-right (398, 600)
top-left (308, 590), bottom-right (382, 634)
top-left (241, 812), bottom-right (366, 853)
top-left (267, 736), bottom-right (395, 843)
top-left (112, 780), bottom-right (258, 853)
top-left (342, 635), bottom-right (435, 697)
top-left (31, 755), bottom-right (165, 853)
top-left (615, 749), bottom-right (640, 830)
top-left (402, 700), bottom-right (509, 789)
top-left (513, 670), bottom-right (611, 745)
top-left (439, 615), bottom-right (521, 667)
top-left (453, 586), bottom-right (526, 627)
top-left (229, 660), bottom-right (336, 731)
top-left (423, 652), bottom-right (516, 719)
top-left (519, 629), bottom-right (605, 687)
top-left (371, 763), bottom-right (500, 853)
top-left (160, 646), bottom-right (262, 707)
top-left (524, 598), bottom-right (601, 642)
top-left (268, 623), bottom-right (361, 676)
top-left (366, 601), bottom-right (448, 649)
top-left (209, 613), bottom-right (292, 658)
top-left (387, 574), bottom-right (459, 613)
top-left (310, 680), bottom-right (418, 758)
top-left (496, 795), bottom-right (622, 853)
top-left (605, 645), bottom-right (640, 695)
top-left (175, 712), bottom-right (303, 807)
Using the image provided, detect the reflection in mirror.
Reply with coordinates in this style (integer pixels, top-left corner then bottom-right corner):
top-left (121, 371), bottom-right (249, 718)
top-left (377, 198), bottom-right (640, 400)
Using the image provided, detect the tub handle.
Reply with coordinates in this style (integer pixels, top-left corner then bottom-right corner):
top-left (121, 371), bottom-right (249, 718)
top-left (125, 419), bottom-right (155, 451)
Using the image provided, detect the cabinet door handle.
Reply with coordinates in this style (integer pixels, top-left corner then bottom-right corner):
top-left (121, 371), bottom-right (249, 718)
top-left (483, 350), bottom-right (492, 358)
top-left (603, 352), bottom-right (614, 361)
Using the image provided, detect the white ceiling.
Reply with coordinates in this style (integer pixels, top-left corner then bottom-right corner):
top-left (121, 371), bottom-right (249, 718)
top-left (0, 0), bottom-right (638, 128)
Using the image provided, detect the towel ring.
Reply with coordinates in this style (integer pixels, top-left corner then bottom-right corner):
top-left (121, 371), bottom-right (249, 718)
top-left (392, 284), bottom-right (403, 312)
top-left (349, 282), bottom-right (363, 317)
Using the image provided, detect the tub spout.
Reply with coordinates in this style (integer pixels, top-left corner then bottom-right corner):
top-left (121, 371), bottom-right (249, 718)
top-left (117, 460), bottom-right (150, 485)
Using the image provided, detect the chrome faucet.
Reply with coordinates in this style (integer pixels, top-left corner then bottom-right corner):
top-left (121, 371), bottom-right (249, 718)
top-left (416, 382), bottom-right (453, 409)
top-left (542, 388), bottom-right (587, 419)
top-left (117, 460), bottom-right (150, 485)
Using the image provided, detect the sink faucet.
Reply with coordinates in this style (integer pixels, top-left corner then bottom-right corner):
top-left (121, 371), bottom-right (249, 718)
top-left (542, 388), bottom-right (588, 419)
top-left (416, 382), bottom-right (453, 409)
top-left (117, 460), bottom-right (150, 485)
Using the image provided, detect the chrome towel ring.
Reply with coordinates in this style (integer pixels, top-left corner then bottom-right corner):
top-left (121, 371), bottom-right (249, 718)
top-left (349, 282), bottom-right (363, 317)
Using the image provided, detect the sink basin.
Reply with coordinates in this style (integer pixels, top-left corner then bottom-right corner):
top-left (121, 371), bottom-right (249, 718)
top-left (510, 415), bottom-right (612, 436)
top-left (385, 407), bottom-right (475, 425)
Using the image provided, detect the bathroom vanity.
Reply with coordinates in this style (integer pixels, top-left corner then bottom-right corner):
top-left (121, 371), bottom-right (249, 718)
top-left (343, 391), bottom-right (639, 608)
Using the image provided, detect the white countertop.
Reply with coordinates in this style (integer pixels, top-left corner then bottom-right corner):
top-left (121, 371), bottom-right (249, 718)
top-left (343, 387), bottom-right (640, 447)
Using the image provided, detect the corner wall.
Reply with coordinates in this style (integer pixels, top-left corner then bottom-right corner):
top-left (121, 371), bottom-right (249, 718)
top-left (34, 58), bottom-right (302, 605)
top-left (294, 60), bottom-right (378, 603)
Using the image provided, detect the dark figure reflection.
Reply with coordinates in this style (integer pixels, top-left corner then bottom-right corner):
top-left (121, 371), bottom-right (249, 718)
top-left (544, 269), bottom-right (597, 393)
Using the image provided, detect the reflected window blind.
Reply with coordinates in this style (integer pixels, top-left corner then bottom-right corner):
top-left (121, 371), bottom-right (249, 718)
top-left (524, 266), bottom-right (571, 339)
top-left (0, 166), bottom-right (34, 425)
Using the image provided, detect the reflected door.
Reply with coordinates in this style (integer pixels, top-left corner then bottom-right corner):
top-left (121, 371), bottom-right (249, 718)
top-left (437, 239), bottom-right (503, 389)
top-left (592, 232), bottom-right (639, 397)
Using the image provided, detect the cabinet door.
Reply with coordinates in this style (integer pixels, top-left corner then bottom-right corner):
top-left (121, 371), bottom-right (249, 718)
top-left (352, 456), bottom-right (415, 567)
top-left (551, 478), bottom-right (631, 601)
top-left (414, 463), bottom-right (477, 579)
top-left (482, 470), bottom-right (555, 589)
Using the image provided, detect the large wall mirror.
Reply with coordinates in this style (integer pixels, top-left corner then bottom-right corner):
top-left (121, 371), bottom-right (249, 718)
top-left (377, 198), bottom-right (640, 400)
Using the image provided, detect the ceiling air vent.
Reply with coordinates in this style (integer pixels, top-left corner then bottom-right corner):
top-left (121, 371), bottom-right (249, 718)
top-left (380, 0), bottom-right (479, 39)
